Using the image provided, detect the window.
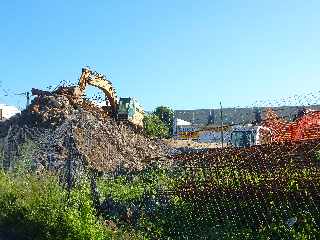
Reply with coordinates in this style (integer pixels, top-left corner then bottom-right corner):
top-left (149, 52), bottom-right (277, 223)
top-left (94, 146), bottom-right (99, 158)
top-left (118, 100), bottom-right (130, 114)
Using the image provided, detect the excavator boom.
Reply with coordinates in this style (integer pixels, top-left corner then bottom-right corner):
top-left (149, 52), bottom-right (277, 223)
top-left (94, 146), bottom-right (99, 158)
top-left (76, 68), bottom-right (118, 114)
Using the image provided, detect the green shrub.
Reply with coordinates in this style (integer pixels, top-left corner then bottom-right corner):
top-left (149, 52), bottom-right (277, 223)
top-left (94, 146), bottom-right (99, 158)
top-left (154, 106), bottom-right (174, 136)
top-left (95, 154), bottom-right (320, 240)
top-left (143, 114), bottom-right (170, 138)
top-left (314, 149), bottom-right (320, 162)
top-left (2, 144), bottom-right (320, 239)
top-left (15, 139), bottom-right (37, 173)
top-left (0, 171), bottom-right (113, 240)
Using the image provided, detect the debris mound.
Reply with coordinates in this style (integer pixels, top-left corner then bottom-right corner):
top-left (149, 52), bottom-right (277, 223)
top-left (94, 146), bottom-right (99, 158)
top-left (0, 87), bottom-right (165, 174)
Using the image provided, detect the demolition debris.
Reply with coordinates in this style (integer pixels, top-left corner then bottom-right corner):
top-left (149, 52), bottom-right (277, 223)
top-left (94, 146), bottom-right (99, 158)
top-left (0, 85), bottom-right (166, 174)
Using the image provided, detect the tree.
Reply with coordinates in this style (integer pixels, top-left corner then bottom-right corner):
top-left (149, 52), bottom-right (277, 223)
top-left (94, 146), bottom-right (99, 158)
top-left (143, 114), bottom-right (170, 138)
top-left (154, 106), bottom-right (174, 136)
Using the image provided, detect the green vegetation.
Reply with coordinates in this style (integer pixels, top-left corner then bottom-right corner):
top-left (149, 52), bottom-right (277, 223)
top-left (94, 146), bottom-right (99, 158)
top-left (95, 157), bottom-right (320, 239)
top-left (0, 171), bottom-right (150, 240)
top-left (0, 140), bottom-right (143, 240)
top-left (1, 142), bottom-right (320, 239)
top-left (0, 172), bottom-right (111, 240)
top-left (143, 113), bottom-right (170, 138)
top-left (314, 149), bottom-right (320, 162)
top-left (154, 106), bottom-right (174, 135)
top-left (143, 106), bottom-right (174, 138)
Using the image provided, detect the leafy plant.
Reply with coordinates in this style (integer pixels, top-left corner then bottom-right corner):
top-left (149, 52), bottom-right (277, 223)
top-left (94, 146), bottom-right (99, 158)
top-left (154, 106), bottom-right (174, 135)
top-left (143, 113), bottom-right (170, 138)
top-left (14, 139), bottom-right (37, 173)
top-left (314, 149), bottom-right (320, 162)
top-left (0, 171), bottom-right (132, 240)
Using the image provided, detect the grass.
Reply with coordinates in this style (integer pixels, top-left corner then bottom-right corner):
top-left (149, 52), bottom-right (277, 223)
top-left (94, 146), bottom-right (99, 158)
top-left (1, 141), bottom-right (320, 239)
top-left (0, 171), bottom-right (116, 240)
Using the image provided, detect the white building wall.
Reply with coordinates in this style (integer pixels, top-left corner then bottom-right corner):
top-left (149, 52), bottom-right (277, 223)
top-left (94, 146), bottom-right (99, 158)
top-left (174, 116), bottom-right (235, 144)
top-left (0, 104), bottom-right (20, 120)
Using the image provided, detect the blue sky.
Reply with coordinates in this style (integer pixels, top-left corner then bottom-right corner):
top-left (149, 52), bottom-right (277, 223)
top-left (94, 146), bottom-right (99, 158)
top-left (0, 0), bottom-right (319, 111)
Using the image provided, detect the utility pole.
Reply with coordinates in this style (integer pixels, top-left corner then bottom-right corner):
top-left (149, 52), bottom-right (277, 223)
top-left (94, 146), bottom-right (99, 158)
top-left (26, 92), bottom-right (30, 107)
top-left (14, 91), bottom-right (30, 109)
top-left (220, 101), bottom-right (224, 148)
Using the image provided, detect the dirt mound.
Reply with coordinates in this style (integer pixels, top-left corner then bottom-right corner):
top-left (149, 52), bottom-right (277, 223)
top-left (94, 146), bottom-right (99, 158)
top-left (0, 88), bottom-right (166, 174)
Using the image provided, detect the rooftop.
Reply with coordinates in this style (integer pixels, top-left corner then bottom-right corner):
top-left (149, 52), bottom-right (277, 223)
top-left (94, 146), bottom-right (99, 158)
top-left (174, 105), bottom-right (320, 127)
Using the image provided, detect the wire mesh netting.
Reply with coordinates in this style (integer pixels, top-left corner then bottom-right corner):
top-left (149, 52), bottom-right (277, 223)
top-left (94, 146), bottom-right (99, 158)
top-left (149, 91), bottom-right (320, 239)
top-left (1, 86), bottom-right (320, 239)
top-left (165, 139), bottom-right (320, 239)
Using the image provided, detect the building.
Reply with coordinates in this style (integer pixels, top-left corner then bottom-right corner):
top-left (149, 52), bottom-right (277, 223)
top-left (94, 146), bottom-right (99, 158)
top-left (175, 105), bottom-right (320, 126)
top-left (173, 118), bottom-right (197, 140)
top-left (0, 104), bottom-right (21, 120)
top-left (173, 105), bottom-right (320, 144)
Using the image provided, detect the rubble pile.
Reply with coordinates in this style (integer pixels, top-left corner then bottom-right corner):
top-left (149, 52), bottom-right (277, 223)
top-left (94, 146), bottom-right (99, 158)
top-left (0, 89), bottom-right (166, 174)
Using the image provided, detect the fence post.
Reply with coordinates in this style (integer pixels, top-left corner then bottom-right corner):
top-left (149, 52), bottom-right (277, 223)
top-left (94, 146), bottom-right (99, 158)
top-left (220, 101), bottom-right (224, 148)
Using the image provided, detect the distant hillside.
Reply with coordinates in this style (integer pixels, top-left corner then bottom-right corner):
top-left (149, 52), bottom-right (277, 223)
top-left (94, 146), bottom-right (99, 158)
top-left (174, 105), bottom-right (320, 126)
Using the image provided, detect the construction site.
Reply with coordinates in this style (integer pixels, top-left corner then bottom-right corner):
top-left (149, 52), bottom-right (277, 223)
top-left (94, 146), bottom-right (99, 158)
top-left (0, 67), bottom-right (320, 239)
top-left (2, 0), bottom-right (320, 238)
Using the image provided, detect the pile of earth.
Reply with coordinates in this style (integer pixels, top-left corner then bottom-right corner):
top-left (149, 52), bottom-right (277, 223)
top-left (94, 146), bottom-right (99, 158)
top-left (0, 88), bottom-right (168, 176)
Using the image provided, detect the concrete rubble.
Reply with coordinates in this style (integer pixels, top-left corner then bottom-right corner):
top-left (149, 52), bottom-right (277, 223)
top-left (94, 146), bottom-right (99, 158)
top-left (0, 86), bottom-right (167, 175)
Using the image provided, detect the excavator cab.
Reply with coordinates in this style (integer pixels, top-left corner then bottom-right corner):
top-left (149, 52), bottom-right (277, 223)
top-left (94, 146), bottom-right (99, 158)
top-left (117, 97), bottom-right (144, 128)
top-left (118, 98), bottom-right (133, 118)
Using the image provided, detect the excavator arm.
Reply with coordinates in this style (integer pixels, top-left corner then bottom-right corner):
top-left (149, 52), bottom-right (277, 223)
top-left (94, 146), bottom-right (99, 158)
top-left (75, 67), bottom-right (118, 113)
top-left (31, 67), bottom-right (144, 128)
top-left (76, 68), bottom-right (145, 128)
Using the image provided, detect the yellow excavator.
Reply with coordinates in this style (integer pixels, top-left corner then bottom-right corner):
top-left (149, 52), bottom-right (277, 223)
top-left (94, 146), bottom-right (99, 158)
top-left (75, 67), bottom-right (144, 128)
top-left (32, 67), bottom-right (144, 128)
